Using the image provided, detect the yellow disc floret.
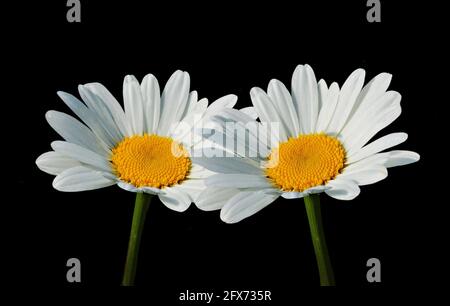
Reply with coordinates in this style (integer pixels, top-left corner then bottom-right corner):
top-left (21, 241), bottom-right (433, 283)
top-left (265, 133), bottom-right (345, 192)
top-left (111, 134), bottom-right (191, 188)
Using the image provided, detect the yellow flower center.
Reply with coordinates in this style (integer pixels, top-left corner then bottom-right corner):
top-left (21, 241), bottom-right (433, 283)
top-left (265, 133), bottom-right (346, 192)
top-left (111, 134), bottom-right (191, 188)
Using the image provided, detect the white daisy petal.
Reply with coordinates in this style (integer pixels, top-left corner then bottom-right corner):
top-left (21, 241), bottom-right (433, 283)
top-left (345, 153), bottom-right (389, 171)
top-left (207, 174), bottom-right (273, 189)
top-left (291, 64), bottom-right (319, 134)
top-left (384, 150), bottom-right (420, 168)
top-left (158, 70), bottom-right (190, 136)
top-left (345, 73), bottom-right (392, 124)
top-left (316, 82), bottom-right (339, 132)
top-left (267, 79), bottom-right (300, 136)
top-left (341, 91), bottom-right (401, 149)
top-left (325, 179), bottom-right (360, 200)
top-left (176, 179), bottom-right (206, 202)
top-left (181, 91), bottom-right (198, 120)
top-left (45, 110), bottom-right (109, 156)
top-left (57, 91), bottom-right (115, 148)
top-left (83, 82), bottom-right (132, 137)
top-left (344, 98), bottom-right (402, 154)
top-left (214, 108), bottom-right (257, 124)
top-left (53, 166), bottom-right (115, 192)
top-left (239, 107), bottom-right (258, 119)
top-left (123, 75), bottom-right (145, 135)
top-left (141, 73), bottom-right (160, 134)
top-left (51, 141), bottom-right (112, 172)
top-left (220, 190), bottom-right (279, 223)
top-left (250, 87), bottom-right (288, 141)
top-left (117, 181), bottom-right (139, 193)
top-left (36, 151), bottom-right (82, 175)
top-left (317, 79), bottom-right (328, 116)
top-left (339, 165), bottom-right (388, 186)
top-left (347, 132), bottom-right (408, 164)
top-left (327, 68), bottom-right (366, 135)
top-left (141, 187), bottom-right (163, 195)
top-left (203, 94), bottom-right (237, 118)
top-left (78, 85), bottom-right (124, 142)
top-left (158, 187), bottom-right (191, 212)
top-left (196, 187), bottom-right (239, 211)
top-left (281, 191), bottom-right (306, 199)
top-left (192, 156), bottom-right (262, 175)
top-left (281, 185), bottom-right (330, 199)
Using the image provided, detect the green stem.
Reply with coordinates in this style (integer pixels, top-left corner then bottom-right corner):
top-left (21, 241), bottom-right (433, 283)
top-left (122, 193), bottom-right (152, 286)
top-left (304, 194), bottom-right (335, 286)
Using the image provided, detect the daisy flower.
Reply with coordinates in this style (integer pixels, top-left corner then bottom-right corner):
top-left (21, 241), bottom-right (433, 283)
top-left (195, 64), bottom-right (419, 285)
top-left (36, 70), bottom-right (237, 285)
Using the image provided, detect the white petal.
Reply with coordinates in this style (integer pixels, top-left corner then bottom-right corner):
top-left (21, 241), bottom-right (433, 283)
top-left (203, 94), bottom-right (237, 118)
top-left (250, 87), bottom-right (288, 141)
top-left (53, 166), bottom-right (115, 192)
top-left (123, 75), bottom-right (145, 135)
top-left (207, 174), bottom-right (272, 189)
top-left (281, 185), bottom-right (330, 199)
top-left (78, 85), bottom-right (124, 142)
top-left (51, 141), bottom-right (112, 172)
top-left (345, 73), bottom-right (392, 124)
top-left (45, 110), bottom-right (109, 156)
top-left (220, 190), bottom-right (279, 223)
top-left (325, 179), bottom-right (360, 200)
top-left (141, 74), bottom-right (160, 134)
top-left (281, 191), bottom-right (306, 199)
top-left (339, 165), bottom-right (388, 186)
top-left (214, 107), bottom-right (257, 124)
top-left (176, 179), bottom-right (206, 202)
top-left (291, 64), bottom-right (319, 134)
top-left (316, 82), bottom-right (339, 132)
top-left (347, 133), bottom-right (408, 164)
top-left (341, 91), bottom-right (401, 151)
top-left (36, 151), bottom-right (81, 175)
top-left (267, 79), bottom-right (300, 136)
top-left (83, 82), bottom-right (131, 137)
top-left (195, 187), bottom-right (239, 211)
top-left (317, 79), bottom-right (328, 116)
top-left (141, 187), bottom-right (163, 195)
top-left (117, 182), bottom-right (162, 194)
top-left (385, 150), bottom-right (420, 168)
top-left (239, 107), bottom-right (258, 119)
top-left (326, 68), bottom-right (366, 135)
top-left (192, 156), bottom-right (262, 175)
top-left (344, 96), bottom-right (402, 154)
top-left (158, 187), bottom-right (191, 212)
top-left (158, 71), bottom-right (190, 136)
top-left (57, 91), bottom-right (115, 148)
top-left (180, 91), bottom-right (198, 120)
top-left (345, 153), bottom-right (390, 170)
top-left (117, 181), bottom-right (139, 193)
top-left (187, 164), bottom-right (215, 179)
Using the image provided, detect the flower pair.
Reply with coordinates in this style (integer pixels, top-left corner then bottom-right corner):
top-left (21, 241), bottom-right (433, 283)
top-left (36, 65), bottom-right (419, 285)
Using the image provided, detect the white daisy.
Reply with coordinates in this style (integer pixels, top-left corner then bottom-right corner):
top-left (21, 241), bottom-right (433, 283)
top-left (36, 70), bottom-right (236, 212)
top-left (196, 64), bottom-right (420, 223)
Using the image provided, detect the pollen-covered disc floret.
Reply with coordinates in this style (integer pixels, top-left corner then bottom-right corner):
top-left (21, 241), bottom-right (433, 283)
top-left (265, 133), bottom-right (346, 192)
top-left (111, 134), bottom-right (191, 188)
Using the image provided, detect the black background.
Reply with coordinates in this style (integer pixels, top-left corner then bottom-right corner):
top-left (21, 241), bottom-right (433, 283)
top-left (2, 0), bottom-right (445, 300)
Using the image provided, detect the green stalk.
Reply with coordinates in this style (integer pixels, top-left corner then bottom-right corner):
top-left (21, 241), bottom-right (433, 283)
top-left (122, 192), bottom-right (152, 286)
top-left (304, 194), bottom-right (335, 286)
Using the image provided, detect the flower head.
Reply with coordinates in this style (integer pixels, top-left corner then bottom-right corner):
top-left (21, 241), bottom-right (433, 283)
top-left (36, 70), bottom-right (236, 212)
top-left (196, 65), bottom-right (420, 223)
